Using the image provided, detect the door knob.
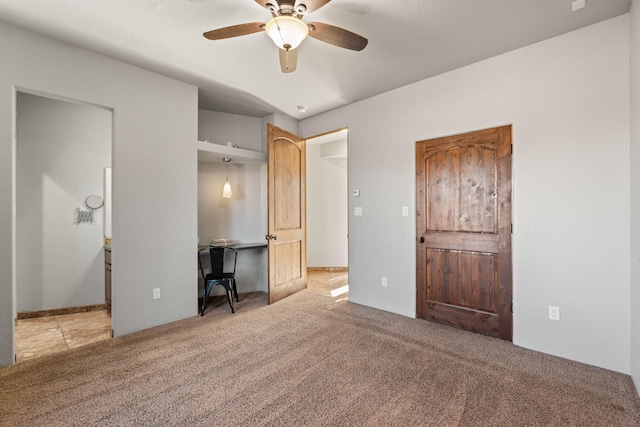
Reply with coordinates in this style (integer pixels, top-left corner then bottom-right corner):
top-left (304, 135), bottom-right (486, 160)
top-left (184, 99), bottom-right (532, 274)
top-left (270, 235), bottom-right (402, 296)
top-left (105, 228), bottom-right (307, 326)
top-left (416, 236), bottom-right (425, 243)
top-left (265, 234), bottom-right (277, 241)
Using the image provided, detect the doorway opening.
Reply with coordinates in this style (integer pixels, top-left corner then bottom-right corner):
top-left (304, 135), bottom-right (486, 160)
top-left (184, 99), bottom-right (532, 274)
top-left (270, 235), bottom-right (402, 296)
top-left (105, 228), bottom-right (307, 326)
top-left (305, 128), bottom-right (349, 301)
top-left (14, 91), bottom-right (113, 362)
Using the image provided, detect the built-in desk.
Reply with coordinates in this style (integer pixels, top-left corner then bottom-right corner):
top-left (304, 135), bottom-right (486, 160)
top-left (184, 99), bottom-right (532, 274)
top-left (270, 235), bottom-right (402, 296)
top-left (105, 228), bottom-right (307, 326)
top-left (198, 243), bottom-right (268, 296)
top-left (198, 243), bottom-right (267, 251)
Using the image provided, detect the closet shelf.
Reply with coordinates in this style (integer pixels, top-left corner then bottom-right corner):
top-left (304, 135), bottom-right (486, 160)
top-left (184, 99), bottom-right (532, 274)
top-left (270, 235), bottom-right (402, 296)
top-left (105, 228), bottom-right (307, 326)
top-left (197, 140), bottom-right (267, 165)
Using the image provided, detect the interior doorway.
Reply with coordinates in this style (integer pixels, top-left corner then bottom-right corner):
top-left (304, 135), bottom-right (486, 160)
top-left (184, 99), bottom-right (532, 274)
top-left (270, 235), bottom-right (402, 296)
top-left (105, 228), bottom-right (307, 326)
top-left (14, 91), bottom-right (113, 361)
top-left (305, 128), bottom-right (349, 300)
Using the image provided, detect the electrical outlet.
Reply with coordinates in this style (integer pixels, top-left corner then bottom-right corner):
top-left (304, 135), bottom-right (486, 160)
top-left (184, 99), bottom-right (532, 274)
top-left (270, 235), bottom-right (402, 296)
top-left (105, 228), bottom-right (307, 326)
top-left (381, 277), bottom-right (387, 287)
top-left (402, 206), bottom-right (409, 217)
top-left (354, 207), bottom-right (363, 216)
top-left (153, 288), bottom-right (161, 300)
top-left (548, 306), bottom-right (560, 321)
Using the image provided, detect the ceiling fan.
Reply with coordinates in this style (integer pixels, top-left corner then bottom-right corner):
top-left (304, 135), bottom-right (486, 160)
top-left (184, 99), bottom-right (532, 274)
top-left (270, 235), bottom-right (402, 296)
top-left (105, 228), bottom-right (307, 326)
top-left (203, 0), bottom-right (368, 73)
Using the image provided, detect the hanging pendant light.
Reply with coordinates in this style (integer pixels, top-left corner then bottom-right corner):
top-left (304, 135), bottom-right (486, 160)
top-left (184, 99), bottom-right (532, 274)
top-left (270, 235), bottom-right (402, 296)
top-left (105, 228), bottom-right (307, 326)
top-left (222, 158), bottom-right (232, 199)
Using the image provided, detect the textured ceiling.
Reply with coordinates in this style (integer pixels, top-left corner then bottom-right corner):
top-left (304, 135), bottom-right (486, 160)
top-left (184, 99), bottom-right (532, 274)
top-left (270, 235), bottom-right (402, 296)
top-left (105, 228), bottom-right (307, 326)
top-left (0, 0), bottom-right (632, 119)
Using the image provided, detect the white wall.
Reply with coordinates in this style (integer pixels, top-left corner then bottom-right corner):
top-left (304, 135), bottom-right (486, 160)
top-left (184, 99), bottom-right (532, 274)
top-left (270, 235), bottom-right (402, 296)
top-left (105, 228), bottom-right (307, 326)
top-left (300, 15), bottom-right (631, 374)
top-left (197, 162), bottom-right (265, 244)
top-left (306, 140), bottom-right (348, 267)
top-left (629, 0), bottom-right (640, 392)
top-left (0, 22), bottom-right (198, 366)
top-left (199, 110), bottom-right (262, 151)
top-left (16, 92), bottom-right (111, 312)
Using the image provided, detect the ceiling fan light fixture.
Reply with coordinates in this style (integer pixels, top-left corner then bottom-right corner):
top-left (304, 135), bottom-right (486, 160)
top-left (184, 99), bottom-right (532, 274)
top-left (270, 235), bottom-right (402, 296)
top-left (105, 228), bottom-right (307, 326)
top-left (265, 16), bottom-right (309, 50)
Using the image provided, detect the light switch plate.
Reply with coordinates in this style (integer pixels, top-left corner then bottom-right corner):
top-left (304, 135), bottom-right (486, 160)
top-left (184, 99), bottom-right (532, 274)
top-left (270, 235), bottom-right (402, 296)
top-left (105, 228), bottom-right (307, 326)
top-left (572, 0), bottom-right (585, 12)
top-left (402, 206), bottom-right (409, 217)
top-left (354, 207), bottom-right (363, 216)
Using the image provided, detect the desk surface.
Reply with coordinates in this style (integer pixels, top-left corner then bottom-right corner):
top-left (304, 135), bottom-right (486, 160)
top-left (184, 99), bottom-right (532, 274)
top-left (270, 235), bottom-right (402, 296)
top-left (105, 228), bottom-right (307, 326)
top-left (198, 242), bottom-right (267, 251)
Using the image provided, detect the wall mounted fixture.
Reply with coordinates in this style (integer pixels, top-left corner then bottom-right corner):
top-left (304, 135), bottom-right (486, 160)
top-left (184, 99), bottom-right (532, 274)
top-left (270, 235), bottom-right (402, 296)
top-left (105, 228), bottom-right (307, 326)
top-left (222, 158), bottom-right (232, 199)
top-left (77, 194), bottom-right (104, 224)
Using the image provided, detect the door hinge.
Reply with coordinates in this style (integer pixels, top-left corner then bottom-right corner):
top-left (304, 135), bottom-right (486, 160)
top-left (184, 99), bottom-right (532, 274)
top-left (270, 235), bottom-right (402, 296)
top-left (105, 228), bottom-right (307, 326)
top-left (510, 302), bottom-right (513, 313)
top-left (510, 144), bottom-right (513, 154)
top-left (511, 223), bottom-right (513, 234)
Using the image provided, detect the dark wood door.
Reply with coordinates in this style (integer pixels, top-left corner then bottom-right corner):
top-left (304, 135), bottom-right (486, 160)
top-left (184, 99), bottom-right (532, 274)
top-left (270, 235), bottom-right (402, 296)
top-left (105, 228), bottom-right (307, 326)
top-left (266, 124), bottom-right (307, 304)
top-left (416, 125), bottom-right (512, 340)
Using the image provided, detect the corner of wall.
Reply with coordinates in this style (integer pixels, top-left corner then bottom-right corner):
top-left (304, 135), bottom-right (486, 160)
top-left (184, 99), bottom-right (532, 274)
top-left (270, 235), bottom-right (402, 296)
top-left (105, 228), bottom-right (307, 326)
top-left (629, 0), bottom-right (640, 395)
top-left (262, 113), bottom-right (299, 136)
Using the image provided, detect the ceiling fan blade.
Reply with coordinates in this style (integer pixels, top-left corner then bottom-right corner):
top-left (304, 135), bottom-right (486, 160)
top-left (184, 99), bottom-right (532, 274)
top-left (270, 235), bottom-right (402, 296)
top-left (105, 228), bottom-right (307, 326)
top-left (203, 22), bottom-right (265, 40)
top-left (307, 22), bottom-right (368, 51)
top-left (279, 48), bottom-right (298, 73)
top-left (298, 0), bottom-right (331, 14)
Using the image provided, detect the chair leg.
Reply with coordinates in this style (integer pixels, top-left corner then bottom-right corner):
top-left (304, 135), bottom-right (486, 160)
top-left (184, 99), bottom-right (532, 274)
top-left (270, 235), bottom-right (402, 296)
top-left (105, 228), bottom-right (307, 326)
top-left (201, 280), bottom-right (214, 316)
top-left (221, 279), bottom-right (234, 313)
top-left (226, 288), bottom-right (235, 314)
top-left (201, 279), bottom-right (234, 315)
top-left (231, 278), bottom-right (239, 302)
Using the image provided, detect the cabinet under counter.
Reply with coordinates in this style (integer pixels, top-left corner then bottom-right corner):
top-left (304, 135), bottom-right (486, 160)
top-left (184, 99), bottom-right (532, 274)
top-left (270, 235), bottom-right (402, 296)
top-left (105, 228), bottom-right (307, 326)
top-left (105, 248), bottom-right (111, 315)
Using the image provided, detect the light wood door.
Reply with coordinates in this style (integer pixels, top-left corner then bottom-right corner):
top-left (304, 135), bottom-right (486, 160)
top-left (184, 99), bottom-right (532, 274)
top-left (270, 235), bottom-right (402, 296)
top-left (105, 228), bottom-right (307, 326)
top-left (267, 124), bottom-right (307, 304)
top-left (416, 125), bottom-right (512, 340)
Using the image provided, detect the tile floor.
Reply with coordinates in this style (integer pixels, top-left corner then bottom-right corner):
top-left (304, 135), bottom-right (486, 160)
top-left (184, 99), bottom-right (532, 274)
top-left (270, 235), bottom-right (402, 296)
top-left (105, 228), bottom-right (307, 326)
top-left (307, 269), bottom-right (349, 299)
top-left (15, 310), bottom-right (112, 363)
top-left (14, 269), bottom-right (347, 363)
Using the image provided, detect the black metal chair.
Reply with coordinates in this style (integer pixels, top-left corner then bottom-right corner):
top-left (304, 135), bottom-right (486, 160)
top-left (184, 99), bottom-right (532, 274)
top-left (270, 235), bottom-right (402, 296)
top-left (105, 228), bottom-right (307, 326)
top-left (198, 246), bottom-right (238, 315)
top-left (222, 249), bottom-right (239, 304)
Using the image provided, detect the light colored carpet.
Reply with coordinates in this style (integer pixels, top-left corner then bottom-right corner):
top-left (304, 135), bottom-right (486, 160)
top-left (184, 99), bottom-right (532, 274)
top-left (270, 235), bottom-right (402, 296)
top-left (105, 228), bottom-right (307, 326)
top-left (1, 290), bottom-right (638, 426)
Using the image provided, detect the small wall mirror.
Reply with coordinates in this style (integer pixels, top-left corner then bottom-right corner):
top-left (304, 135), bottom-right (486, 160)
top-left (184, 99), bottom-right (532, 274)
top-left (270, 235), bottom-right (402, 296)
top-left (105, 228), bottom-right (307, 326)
top-left (86, 194), bottom-right (104, 209)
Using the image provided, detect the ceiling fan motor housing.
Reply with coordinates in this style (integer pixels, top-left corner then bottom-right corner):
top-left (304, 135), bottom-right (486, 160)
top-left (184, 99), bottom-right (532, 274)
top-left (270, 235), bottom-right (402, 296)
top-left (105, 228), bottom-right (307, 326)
top-left (266, 1), bottom-right (308, 16)
top-left (266, 3), bottom-right (278, 13)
